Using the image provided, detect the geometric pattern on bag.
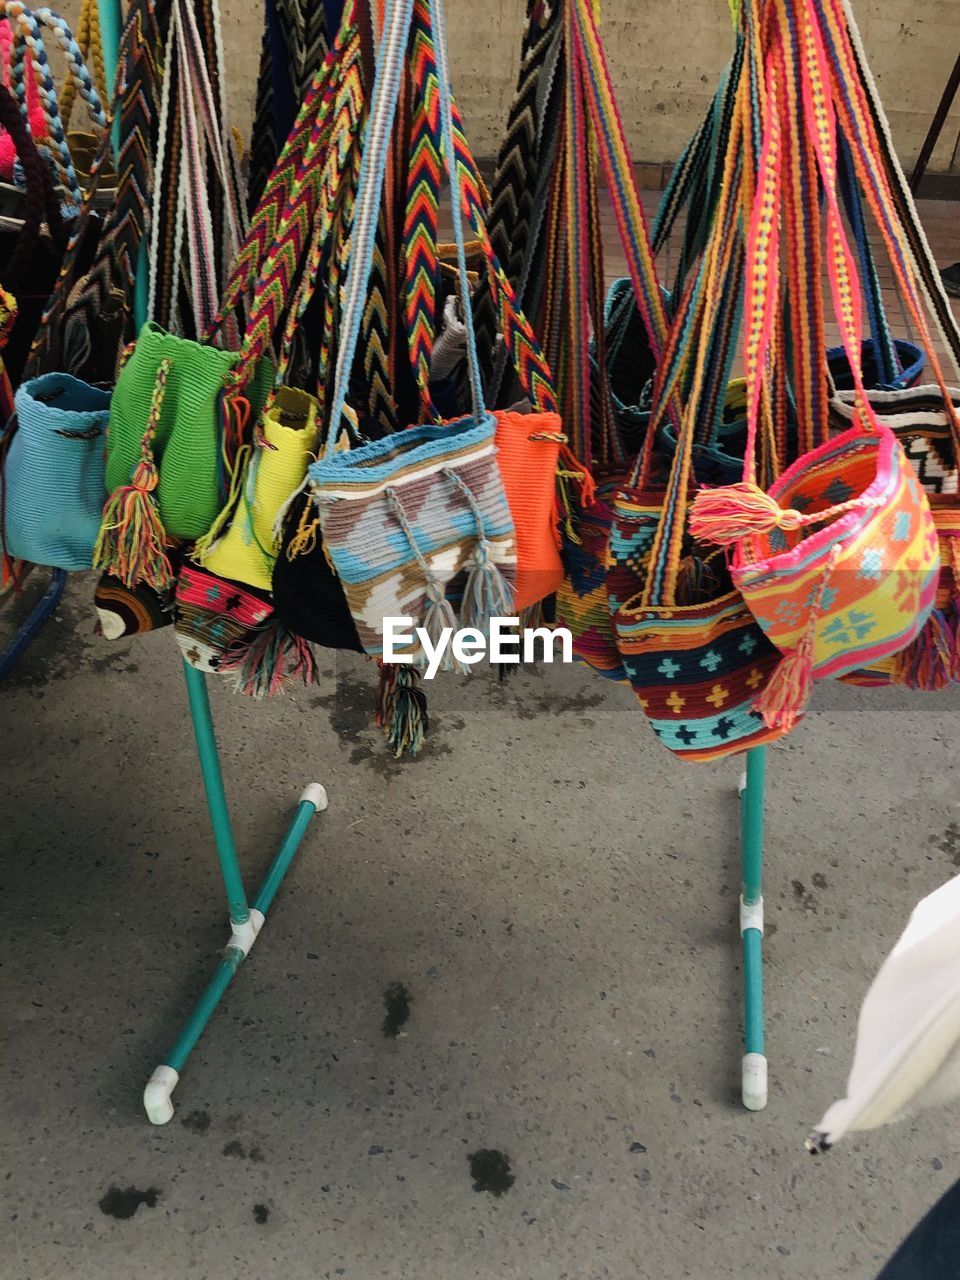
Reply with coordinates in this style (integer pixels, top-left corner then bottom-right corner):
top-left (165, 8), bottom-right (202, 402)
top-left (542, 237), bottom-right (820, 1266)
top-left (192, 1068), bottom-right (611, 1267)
top-left (554, 481), bottom-right (626, 682)
top-left (830, 385), bottom-right (960, 497)
top-left (173, 560), bottom-right (272, 673)
top-left (734, 428), bottom-right (939, 680)
top-left (614, 576), bottom-right (784, 761)
top-left (308, 0), bottom-right (517, 664)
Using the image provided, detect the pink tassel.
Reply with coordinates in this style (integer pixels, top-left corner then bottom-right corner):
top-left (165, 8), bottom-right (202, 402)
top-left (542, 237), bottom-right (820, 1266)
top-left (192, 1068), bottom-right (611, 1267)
top-left (754, 647), bottom-right (813, 732)
top-left (689, 482), bottom-right (804, 547)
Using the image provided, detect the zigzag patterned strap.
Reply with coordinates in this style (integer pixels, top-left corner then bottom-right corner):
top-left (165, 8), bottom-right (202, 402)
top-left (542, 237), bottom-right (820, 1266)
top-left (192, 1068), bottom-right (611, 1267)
top-left (277, 25), bottom-right (364, 383)
top-left (230, 18), bottom-right (364, 397)
top-left (402, 0), bottom-right (441, 419)
top-left (474, 0), bottom-right (561, 382)
top-left (209, 29), bottom-right (345, 340)
top-left (449, 101), bottom-right (558, 415)
top-left (25, 0), bottom-right (171, 382)
top-left (248, 0), bottom-right (332, 212)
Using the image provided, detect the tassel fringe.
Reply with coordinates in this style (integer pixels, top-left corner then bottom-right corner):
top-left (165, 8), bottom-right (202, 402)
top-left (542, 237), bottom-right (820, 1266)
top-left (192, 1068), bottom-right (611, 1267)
top-left (375, 661), bottom-right (429, 757)
top-left (219, 615), bottom-right (319, 698)
top-left (461, 539), bottom-right (514, 634)
top-left (892, 607), bottom-right (955, 691)
top-left (94, 355), bottom-right (174, 591)
top-left (754, 645), bottom-right (814, 732)
top-left (93, 458), bottom-right (173, 592)
top-left (690, 481), bottom-right (804, 546)
top-left (422, 586), bottom-right (467, 672)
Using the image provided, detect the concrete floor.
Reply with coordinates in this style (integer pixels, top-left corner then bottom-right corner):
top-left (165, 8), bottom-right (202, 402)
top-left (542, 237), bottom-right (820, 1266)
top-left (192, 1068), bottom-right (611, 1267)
top-left (3, 565), bottom-right (960, 1280)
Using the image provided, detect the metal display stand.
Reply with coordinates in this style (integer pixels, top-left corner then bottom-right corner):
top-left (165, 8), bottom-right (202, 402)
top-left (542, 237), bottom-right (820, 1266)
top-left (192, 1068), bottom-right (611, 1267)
top-left (739, 746), bottom-right (767, 1110)
top-left (142, 664), bottom-right (327, 1123)
top-left (94, 0), bottom-right (327, 1125)
top-left (96, 0), bottom-right (768, 1123)
top-left (0, 568), bottom-right (67, 683)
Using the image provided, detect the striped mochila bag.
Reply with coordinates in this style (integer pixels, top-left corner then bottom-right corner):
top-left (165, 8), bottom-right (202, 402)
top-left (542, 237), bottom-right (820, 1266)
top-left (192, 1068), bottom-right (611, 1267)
top-left (689, 0), bottom-right (939, 731)
top-left (398, 0), bottom-right (568, 616)
top-left (550, 0), bottom-right (675, 682)
top-left (605, 10), bottom-right (786, 763)
top-left (307, 0), bottom-right (517, 663)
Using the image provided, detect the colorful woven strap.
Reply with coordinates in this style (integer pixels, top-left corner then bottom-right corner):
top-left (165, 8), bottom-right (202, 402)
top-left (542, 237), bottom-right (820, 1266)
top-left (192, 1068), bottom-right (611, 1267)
top-left (69, 0), bottom-right (107, 112)
top-left (814, 0), bottom-right (960, 429)
top-left (277, 19), bottom-right (364, 386)
top-left (402, 0), bottom-right (442, 420)
top-left (474, 0), bottom-right (562, 384)
top-left (231, 14), bottom-right (364, 398)
top-left (5, 1), bottom-right (107, 205)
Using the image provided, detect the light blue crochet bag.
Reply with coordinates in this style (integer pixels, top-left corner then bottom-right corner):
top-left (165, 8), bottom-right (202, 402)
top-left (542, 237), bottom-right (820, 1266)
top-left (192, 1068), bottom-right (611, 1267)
top-left (1, 372), bottom-right (110, 569)
top-left (307, 0), bottom-right (517, 662)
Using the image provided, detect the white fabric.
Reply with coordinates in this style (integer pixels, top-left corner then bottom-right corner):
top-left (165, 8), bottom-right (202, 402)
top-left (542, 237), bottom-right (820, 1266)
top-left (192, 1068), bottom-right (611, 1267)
top-left (813, 874), bottom-right (960, 1147)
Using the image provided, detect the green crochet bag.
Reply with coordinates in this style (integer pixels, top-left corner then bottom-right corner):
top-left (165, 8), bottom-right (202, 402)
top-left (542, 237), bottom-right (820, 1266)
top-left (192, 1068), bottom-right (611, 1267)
top-left (96, 324), bottom-right (273, 587)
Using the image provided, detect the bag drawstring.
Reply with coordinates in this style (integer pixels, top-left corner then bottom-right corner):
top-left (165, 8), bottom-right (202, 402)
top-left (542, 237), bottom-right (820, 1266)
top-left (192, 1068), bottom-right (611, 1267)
top-left (755, 543), bottom-right (843, 731)
top-left (93, 356), bottom-right (174, 592)
top-left (384, 484), bottom-right (465, 671)
top-left (440, 466), bottom-right (514, 633)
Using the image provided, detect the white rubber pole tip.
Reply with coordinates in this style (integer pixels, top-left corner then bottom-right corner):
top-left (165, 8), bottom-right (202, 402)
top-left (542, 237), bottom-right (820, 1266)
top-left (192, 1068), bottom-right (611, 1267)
top-left (143, 1065), bottom-right (180, 1125)
top-left (300, 782), bottom-right (328, 812)
top-left (742, 1052), bottom-right (768, 1111)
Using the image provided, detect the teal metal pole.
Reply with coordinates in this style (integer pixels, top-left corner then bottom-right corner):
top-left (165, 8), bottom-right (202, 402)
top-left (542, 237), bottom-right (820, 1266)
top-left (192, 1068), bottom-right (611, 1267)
top-left (165, 949), bottom-right (246, 1072)
top-left (96, 0), bottom-right (122, 157)
top-left (740, 745), bottom-right (767, 1110)
top-left (254, 801), bottom-right (319, 915)
top-left (181, 660), bottom-right (250, 925)
top-left (143, 777), bottom-right (325, 1123)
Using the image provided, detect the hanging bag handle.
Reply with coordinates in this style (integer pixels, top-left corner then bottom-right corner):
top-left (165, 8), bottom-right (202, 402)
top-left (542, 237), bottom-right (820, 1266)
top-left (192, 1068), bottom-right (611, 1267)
top-left (820, 0), bottom-right (960, 379)
top-left (399, 0), bottom-right (558, 424)
top-left (57, 0), bottom-right (107, 126)
top-left (567, 0), bottom-right (681, 452)
top-left (7, 3), bottom-right (108, 206)
top-left (639, 58), bottom-right (750, 609)
top-left (326, 0), bottom-right (485, 450)
top-left (0, 80), bottom-right (65, 293)
top-left (837, 133), bottom-right (900, 389)
top-left (811, 0), bottom-right (960, 448)
top-left (224, 5), bottom-right (365, 421)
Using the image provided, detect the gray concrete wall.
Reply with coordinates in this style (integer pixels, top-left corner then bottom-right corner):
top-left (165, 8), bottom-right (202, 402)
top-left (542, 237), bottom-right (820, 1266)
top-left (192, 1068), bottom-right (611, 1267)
top-left (59, 0), bottom-right (960, 171)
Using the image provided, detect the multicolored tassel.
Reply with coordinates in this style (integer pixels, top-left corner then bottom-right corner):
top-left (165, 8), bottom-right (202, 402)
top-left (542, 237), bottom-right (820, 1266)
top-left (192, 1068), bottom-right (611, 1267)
top-left (891, 608), bottom-right (955, 691)
top-left (219, 614), bottom-right (320, 698)
top-left (754, 642), bottom-right (814, 732)
top-left (689, 481), bottom-right (805, 546)
top-left (93, 357), bottom-right (173, 592)
top-left (375, 661), bottom-right (429, 758)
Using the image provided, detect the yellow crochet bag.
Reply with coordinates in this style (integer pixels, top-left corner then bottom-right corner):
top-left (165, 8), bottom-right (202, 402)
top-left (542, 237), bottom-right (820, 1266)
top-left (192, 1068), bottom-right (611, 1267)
top-left (195, 386), bottom-right (320, 591)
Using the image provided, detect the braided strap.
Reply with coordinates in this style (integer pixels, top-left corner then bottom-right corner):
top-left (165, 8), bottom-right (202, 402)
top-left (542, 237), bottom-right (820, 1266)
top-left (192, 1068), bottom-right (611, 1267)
top-left (4, 1), bottom-right (107, 205)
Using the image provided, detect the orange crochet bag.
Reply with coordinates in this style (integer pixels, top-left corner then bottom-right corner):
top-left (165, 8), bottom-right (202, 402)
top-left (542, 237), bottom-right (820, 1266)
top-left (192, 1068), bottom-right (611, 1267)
top-left (493, 409), bottom-right (566, 611)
